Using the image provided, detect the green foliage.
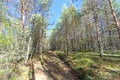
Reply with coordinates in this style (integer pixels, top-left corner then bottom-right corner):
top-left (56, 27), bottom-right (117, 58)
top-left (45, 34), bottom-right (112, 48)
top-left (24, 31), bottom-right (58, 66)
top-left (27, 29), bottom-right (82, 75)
top-left (31, 14), bottom-right (47, 28)
top-left (66, 52), bottom-right (120, 80)
top-left (61, 4), bottom-right (70, 20)
top-left (2, 18), bottom-right (10, 28)
top-left (0, 57), bottom-right (6, 63)
top-left (116, 50), bottom-right (120, 54)
top-left (10, 67), bottom-right (19, 74)
top-left (30, 14), bottom-right (48, 54)
top-left (38, 0), bottom-right (53, 12)
top-left (79, 68), bottom-right (97, 80)
top-left (49, 4), bottom-right (82, 51)
top-left (9, 76), bottom-right (17, 80)
top-left (0, 69), bottom-right (6, 79)
top-left (0, 69), bottom-right (5, 76)
top-left (0, 35), bottom-right (12, 47)
top-left (104, 50), bottom-right (120, 54)
top-left (75, 58), bottom-right (94, 68)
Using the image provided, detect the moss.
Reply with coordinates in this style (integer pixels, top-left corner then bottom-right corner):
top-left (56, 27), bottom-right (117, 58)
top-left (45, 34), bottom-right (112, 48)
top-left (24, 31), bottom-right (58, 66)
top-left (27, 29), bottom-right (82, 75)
top-left (66, 51), bottom-right (120, 80)
top-left (78, 68), bottom-right (97, 80)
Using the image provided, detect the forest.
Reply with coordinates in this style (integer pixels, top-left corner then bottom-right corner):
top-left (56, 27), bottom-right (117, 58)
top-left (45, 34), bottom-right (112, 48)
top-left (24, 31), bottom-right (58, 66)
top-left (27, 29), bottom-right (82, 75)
top-left (0, 0), bottom-right (120, 80)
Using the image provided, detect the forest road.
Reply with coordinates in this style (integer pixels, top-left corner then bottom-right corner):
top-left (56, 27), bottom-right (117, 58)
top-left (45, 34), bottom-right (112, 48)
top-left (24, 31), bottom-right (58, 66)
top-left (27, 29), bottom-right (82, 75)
top-left (30, 51), bottom-right (80, 80)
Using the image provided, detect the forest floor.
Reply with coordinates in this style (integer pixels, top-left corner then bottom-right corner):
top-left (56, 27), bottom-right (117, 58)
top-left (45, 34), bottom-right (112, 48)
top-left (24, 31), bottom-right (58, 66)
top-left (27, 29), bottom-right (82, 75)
top-left (64, 51), bottom-right (120, 80)
top-left (0, 51), bottom-right (120, 80)
top-left (28, 51), bottom-right (79, 80)
top-left (0, 51), bottom-right (79, 80)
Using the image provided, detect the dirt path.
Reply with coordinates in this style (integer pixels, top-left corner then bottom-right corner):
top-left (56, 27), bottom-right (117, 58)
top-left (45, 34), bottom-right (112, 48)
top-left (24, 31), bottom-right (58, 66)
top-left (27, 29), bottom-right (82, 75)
top-left (29, 51), bottom-right (79, 80)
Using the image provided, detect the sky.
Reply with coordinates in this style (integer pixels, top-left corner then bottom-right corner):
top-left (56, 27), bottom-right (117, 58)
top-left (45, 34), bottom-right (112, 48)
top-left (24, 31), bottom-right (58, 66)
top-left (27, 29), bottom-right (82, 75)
top-left (47, 0), bottom-right (83, 36)
top-left (6, 0), bottom-right (83, 37)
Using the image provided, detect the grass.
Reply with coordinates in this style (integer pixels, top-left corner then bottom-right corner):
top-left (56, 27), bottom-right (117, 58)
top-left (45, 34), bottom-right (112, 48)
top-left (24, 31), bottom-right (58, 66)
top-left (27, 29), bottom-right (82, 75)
top-left (0, 56), bottom-right (29, 80)
top-left (0, 69), bottom-right (6, 80)
top-left (55, 51), bottom-right (120, 80)
top-left (104, 50), bottom-right (120, 54)
top-left (9, 76), bottom-right (17, 80)
top-left (0, 69), bottom-right (5, 77)
top-left (1, 51), bottom-right (120, 80)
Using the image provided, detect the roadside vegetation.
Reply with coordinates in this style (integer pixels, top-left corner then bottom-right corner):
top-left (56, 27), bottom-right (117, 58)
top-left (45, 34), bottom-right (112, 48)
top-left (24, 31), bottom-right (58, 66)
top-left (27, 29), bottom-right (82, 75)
top-left (54, 51), bottom-right (120, 80)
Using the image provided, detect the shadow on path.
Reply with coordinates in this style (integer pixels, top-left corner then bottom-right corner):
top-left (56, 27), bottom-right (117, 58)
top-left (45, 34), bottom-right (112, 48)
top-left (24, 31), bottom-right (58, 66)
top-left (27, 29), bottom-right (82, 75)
top-left (40, 51), bottom-right (80, 80)
top-left (29, 62), bottom-right (35, 80)
top-left (28, 51), bottom-right (80, 80)
top-left (42, 66), bottom-right (58, 80)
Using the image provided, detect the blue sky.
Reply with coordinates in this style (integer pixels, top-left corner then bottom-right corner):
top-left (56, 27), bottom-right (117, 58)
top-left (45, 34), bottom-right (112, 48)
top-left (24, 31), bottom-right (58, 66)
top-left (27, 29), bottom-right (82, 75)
top-left (47, 0), bottom-right (83, 36)
top-left (48, 0), bottom-right (70, 30)
top-left (6, 0), bottom-right (83, 37)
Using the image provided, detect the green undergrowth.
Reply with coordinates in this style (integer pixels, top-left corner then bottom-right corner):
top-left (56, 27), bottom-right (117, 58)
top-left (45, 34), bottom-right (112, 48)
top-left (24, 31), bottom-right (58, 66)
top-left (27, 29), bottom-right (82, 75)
top-left (55, 51), bottom-right (120, 80)
top-left (104, 50), bottom-right (120, 54)
top-left (0, 69), bottom-right (6, 79)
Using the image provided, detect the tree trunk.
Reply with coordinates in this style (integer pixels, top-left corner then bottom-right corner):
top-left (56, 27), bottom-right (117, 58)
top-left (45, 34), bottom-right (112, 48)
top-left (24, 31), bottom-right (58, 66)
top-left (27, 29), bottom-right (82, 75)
top-left (108, 0), bottom-right (120, 39)
top-left (65, 20), bottom-right (69, 55)
top-left (25, 36), bottom-right (31, 64)
top-left (91, 0), bottom-right (104, 57)
top-left (104, 7), bottom-right (113, 50)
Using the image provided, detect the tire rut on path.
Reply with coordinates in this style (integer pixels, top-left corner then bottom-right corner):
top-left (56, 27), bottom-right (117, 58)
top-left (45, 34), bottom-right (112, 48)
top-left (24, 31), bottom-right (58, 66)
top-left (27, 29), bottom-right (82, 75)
top-left (30, 51), bottom-right (80, 80)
